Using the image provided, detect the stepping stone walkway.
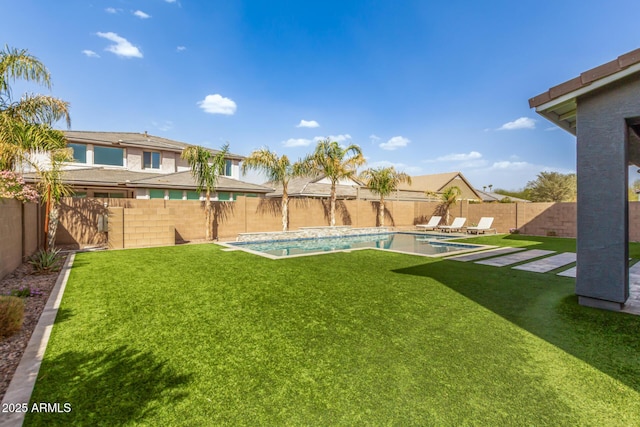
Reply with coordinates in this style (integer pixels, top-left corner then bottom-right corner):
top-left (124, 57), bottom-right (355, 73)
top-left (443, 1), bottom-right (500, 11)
top-left (447, 247), bottom-right (524, 262)
top-left (475, 249), bottom-right (555, 267)
top-left (557, 266), bottom-right (576, 277)
top-left (513, 252), bottom-right (577, 273)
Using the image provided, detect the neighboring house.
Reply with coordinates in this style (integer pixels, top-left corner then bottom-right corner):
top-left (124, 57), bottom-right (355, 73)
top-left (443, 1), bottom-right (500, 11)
top-left (266, 171), bottom-right (482, 202)
top-left (475, 189), bottom-right (530, 203)
top-left (25, 130), bottom-right (273, 200)
top-left (396, 172), bottom-right (482, 201)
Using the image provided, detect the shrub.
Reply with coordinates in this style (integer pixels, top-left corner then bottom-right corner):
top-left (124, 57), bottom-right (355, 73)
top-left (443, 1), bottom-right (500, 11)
top-left (0, 170), bottom-right (39, 203)
top-left (0, 296), bottom-right (25, 339)
top-left (29, 249), bottom-right (62, 274)
top-left (509, 228), bottom-right (520, 234)
top-left (10, 285), bottom-right (43, 298)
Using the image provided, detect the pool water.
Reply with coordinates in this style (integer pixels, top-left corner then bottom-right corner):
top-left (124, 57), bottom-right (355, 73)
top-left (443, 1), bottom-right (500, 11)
top-left (228, 232), bottom-right (481, 258)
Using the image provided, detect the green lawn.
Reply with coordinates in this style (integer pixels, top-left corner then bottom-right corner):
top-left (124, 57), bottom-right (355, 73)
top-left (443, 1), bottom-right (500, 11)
top-left (25, 239), bottom-right (640, 426)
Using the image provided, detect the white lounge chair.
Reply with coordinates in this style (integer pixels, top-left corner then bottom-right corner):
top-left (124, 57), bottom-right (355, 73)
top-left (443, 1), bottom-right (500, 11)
top-left (466, 217), bottom-right (497, 234)
top-left (437, 217), bottom-right (466, 233)
top-left (415, 216), bottom-right (442, 231)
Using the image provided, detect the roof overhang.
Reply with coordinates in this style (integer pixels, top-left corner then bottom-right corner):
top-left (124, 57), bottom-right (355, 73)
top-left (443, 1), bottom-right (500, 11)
top-left (529, 49), bottom-right (640, 135)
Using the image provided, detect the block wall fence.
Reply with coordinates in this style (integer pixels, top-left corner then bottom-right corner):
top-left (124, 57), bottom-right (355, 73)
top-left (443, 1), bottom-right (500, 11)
top-left (0, 199), bottom-right (42, 279)
top-left (49, 196), bottom-right (640, 249)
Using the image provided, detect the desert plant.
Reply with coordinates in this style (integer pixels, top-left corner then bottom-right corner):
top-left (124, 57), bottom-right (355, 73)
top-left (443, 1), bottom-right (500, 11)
top-left (29, 248), bottom-right (62, 273)
top-left (359, 166), bottom-right (411, 227)
top-left (10, 285), bottom-right (42, 298)
top-left (0, 295), bottom-right (25, 339)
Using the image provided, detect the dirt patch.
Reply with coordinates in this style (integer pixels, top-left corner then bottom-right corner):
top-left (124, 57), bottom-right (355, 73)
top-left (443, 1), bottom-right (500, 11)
top-left (0, 255), bottom-right (67, 402)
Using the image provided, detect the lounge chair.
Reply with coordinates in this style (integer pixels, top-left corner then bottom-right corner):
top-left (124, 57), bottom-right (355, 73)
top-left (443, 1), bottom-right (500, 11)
top-left (437, 217), bottom-right (466, 233)
top-left (415, 216), bottom-right (442, 231)
top-left (466, 217), bottom-right (497, 234)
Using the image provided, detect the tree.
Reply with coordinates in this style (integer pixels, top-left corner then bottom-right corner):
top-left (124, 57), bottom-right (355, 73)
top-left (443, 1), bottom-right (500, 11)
top-left (299, 139), bottom-right (365, 226)
top-left (33, 146), bottom-right (73, 249)
top-left (525, 171), bottom-right (576, 202)
top-left (0, 45), bottom-right (70, 170)
top-left (629, 179), bottom-right (640, 202)
top-left (359, 166), bottom-right (411, 227)
top-left (439, 186), bottom-right (462, 225)
top-left (181, 144), bottom-right (229, 241)
top-left (242, 148), bottom-right (303, 231)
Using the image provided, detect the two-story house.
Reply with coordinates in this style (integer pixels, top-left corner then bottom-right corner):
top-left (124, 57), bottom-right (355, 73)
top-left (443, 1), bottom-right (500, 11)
top-left (39, 130), bottom-right (273, 200)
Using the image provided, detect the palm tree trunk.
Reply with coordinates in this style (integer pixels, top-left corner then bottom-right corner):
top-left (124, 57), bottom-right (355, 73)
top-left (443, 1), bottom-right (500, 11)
top-left (379, 196), bottom-right (385, 227)
top-left (282, 188), bottom-right (289, 231)
top-left (205, 189), bottom-right (212, 240)
top-left (330, 181), bottom-right (337, 226)
top-left (47, 203), bottom-right (59, 249)
top-left (43, 184), bottom-right (51, 251)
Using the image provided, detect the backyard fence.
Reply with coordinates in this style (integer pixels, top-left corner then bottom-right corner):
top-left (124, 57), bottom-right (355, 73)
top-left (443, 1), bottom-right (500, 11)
top-left (0, 199), bottom-right (43, 278)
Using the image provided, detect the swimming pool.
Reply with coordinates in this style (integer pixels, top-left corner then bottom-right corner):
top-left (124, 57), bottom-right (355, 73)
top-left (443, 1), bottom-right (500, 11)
top-left (224, 232), bottom-right (486, 259)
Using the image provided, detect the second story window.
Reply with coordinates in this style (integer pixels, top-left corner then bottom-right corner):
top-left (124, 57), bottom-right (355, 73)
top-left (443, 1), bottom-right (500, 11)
top-left (143, 151), bottom-right (160, 169)
top-left (68, 143), bottom-right (87, 163)
top-left (94, 146), bottom-right (124, 166)
top-left (225, 159), bottom-right (232, 176)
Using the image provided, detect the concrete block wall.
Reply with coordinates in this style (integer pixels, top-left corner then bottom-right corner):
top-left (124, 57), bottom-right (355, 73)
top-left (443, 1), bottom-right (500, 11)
top-left (0, 199), bottom-right (41, 279)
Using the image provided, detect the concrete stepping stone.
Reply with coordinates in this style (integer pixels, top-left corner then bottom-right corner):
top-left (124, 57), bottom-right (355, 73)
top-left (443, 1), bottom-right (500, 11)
top-left (629, 261), bottom-right (640, 275)
top-left (512, 252), bottom-right (576, 273)
top-left (557, 266), bottom-right (576, 278)
top-left (475, 249), bottom-right (555, 267)
top-left (447, 247), bottom-right (524, 262)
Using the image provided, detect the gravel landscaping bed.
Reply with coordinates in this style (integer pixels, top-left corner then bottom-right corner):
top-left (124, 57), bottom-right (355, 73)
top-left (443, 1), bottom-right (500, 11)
top-left (0, 255), bottom-right (67, 401)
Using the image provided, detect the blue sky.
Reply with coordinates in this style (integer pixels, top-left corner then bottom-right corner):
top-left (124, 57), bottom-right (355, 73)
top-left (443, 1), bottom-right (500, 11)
top-left (3, 0), bottom-right (640, 190)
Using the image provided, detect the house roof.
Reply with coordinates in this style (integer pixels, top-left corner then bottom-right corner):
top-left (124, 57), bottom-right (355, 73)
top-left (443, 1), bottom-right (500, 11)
top-left (475, 189), bottom-right (530, 203)
top-left (24, 168), bottom-right (273, 193)
top-left (528, 48), bottom-right (640, 135)
top-left (398, 172), bottom-right (482, 200)
top-left (63, 130), bottom-right (245, 160)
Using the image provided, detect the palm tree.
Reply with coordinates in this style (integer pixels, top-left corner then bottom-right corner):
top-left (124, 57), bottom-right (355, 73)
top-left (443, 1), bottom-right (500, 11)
top-left (299, 139), bottom-right (365, 226)
top-left (181, 144), bottom-right (229, 241)
top-left (360, 166), bottom-right (411, 227)
top-left (439, 186), bottom-right (462, 225)
top-left (0, 45), bottom-right (71, 170)
top-left (33, 145), bottom-right (73, 249)
top-left (242, 148), bottom-right (301, 231)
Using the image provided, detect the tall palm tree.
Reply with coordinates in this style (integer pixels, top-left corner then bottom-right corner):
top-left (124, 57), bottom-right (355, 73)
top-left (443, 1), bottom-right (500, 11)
top-left (0, 45), bottom-right (71, 170)
top-left (360, 166), bottom-right (411, 227)
top-left (181, 144), bottom-right (229, 241)
top-left (299, 139), bottom-right (365, 226)
top-left (242, 148), bottom-right (302, 231)
top-left (439, 186), bottom-right (462, 225)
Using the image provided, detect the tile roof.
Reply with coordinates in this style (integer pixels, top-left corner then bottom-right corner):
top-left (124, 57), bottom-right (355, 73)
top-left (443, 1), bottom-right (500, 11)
top-left (475, 189), bottom-right (530, 203)
top-left (63, 130), bottom-right (245, 160)
top-left (24, 167), bottom-right (273, 193)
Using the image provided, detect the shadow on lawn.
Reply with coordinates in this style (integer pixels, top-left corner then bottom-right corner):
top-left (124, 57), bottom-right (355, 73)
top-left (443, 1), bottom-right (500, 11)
top-left (393, 260), bottom-right (640, 393)
top-left (26, 345), bottom-right (192, 426)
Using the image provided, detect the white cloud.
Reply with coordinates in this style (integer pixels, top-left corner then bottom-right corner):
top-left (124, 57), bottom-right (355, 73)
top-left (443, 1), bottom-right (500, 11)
top-left (545, 126), bottom-right (560, 131)
top-left (283, 138), bottom-right (312, 147)
top-left (436, 151), bottom-right (482, 162)
top-left (105, 7), bottom-right (120, 14)
top-left (197, 94), bottom-right (237, 115)
top-left (82, 50), bottom-right (100, 58)
top-left (369, 134), bottom-right (381, 143)
top-left (379, 136), bottom-right (410, 151)
top-left (313, 134), bottom-right (352, 143)
top-left (366, 160), bottom-right (422, 175)
top-left (96, 32), bottom-right (143, 58)
top-left (176, 46), bottom-right (187, 52)
top-left (165, 0), bottom-right (177, 3)
top-left (133, 10), bottom-right (151, 19)
top-left (296, 119), bottom-right (320, 128)
top-left (490, 161), bottom-right (530, 170)
top-left (152, 120), bottom-right (173, 131)
top-left (497, 117), bottom-right (536, 131)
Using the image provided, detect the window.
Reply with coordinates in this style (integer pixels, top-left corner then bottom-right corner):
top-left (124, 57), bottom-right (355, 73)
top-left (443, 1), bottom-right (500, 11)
top-left (94, 192), bottom-right (124, 198)
top-left (143, 151), bottom-right (160, 169)
top-left (68, 143), bottom-right (87, 163)
top-left (94, 146), bottom-right (124, 166)
top-left (149, 189), bottom-right (165, 199)
top-left (186, 191), bottom-right (200, 200)
top-left (225, 160), bottom-right (232, 176)
top-left (217, 192), bottom-right (231, 201)
top-left (168, 190), bottom-right (183, 200)
top-left (72, 192), bottom-right (87, 198)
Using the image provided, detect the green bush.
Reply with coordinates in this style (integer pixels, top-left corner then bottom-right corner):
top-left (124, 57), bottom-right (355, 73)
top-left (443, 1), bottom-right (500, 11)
top-left (29, 249), bottom-right (62, 273)
top-left (0, 296), bottom-right (25, 339)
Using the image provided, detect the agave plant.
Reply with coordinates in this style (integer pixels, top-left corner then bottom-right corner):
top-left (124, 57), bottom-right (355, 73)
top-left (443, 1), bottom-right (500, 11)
top-left (29, 248), bottom-right (62, 273)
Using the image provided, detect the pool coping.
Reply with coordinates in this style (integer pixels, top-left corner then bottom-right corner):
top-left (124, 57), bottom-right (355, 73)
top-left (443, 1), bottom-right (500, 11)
top-left (218, 232), bottom-right (495, 260)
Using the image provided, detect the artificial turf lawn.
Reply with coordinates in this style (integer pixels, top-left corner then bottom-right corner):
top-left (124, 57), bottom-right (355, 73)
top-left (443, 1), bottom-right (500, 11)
top-left (25, 241), bottom-right (640, 426)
